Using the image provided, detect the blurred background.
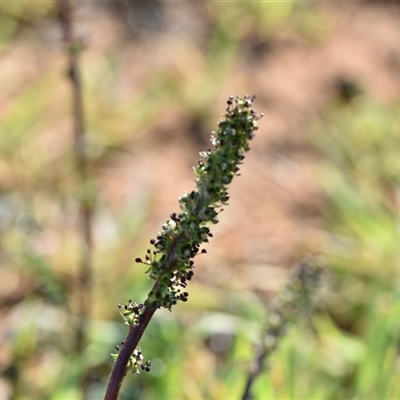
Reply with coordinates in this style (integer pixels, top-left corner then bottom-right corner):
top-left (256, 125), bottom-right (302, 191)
top-left (2, 1), bottom-right (400, 399)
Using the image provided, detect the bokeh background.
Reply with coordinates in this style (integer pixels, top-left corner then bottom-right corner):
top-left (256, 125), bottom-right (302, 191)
top-left (2, 1), bottom-right (400, 399)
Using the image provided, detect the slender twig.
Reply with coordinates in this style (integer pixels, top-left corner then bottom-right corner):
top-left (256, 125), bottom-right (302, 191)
top-left (241, 260), bottom-right (323, 400)
top-left (241, 347), bottom-right (268, 400)
top-left (104, 96), bottom-right (263, 400)
top-left (105, 302), bottom-right (158, 400)
top-left (57, 0), bottom-right (93, 368)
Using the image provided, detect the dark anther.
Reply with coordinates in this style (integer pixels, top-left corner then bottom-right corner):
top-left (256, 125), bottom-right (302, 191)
top-left (135, 258), bottom-right (142, 263)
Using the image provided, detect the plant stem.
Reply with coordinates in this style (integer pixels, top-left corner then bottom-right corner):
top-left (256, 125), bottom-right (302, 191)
top-left (56, 0), bottom-right (93, 383)
top-left (240, 260), bottom-right (322, 400)
top-left (104, 298), bottom-right (158, 400)
top-left (241, 347), bottom-right (268, 400)
top-left (104, 96), bottom-right (262, 400)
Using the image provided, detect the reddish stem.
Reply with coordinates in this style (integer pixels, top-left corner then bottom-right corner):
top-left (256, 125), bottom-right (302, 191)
top-left (104, 303), bottom-right (158, 400)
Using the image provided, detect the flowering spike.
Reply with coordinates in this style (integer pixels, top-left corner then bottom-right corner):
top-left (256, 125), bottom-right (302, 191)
top-left (109, 96), bottom-right (262, 395)
top-left (132, 96), bottom-right (262, 310)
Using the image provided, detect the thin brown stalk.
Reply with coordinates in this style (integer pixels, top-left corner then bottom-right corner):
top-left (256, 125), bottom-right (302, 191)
top-left (241, 348), bottom-right (268, 400)
top-left (56, 0), bottom-right (93, 369)
top-left (240, 261), bottom-right (322, 400)
top-left (104, 300), bottom-right (158, 400)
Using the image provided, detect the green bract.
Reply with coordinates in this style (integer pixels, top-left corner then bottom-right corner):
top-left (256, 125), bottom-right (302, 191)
top-left (133, 96), bottom-right (263, 312)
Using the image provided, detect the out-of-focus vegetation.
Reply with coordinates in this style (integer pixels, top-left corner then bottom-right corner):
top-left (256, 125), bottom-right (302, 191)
top-left (1, 1), bottom-right (400, 399)
top-left (308, 97), bottom-right (400, 399)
